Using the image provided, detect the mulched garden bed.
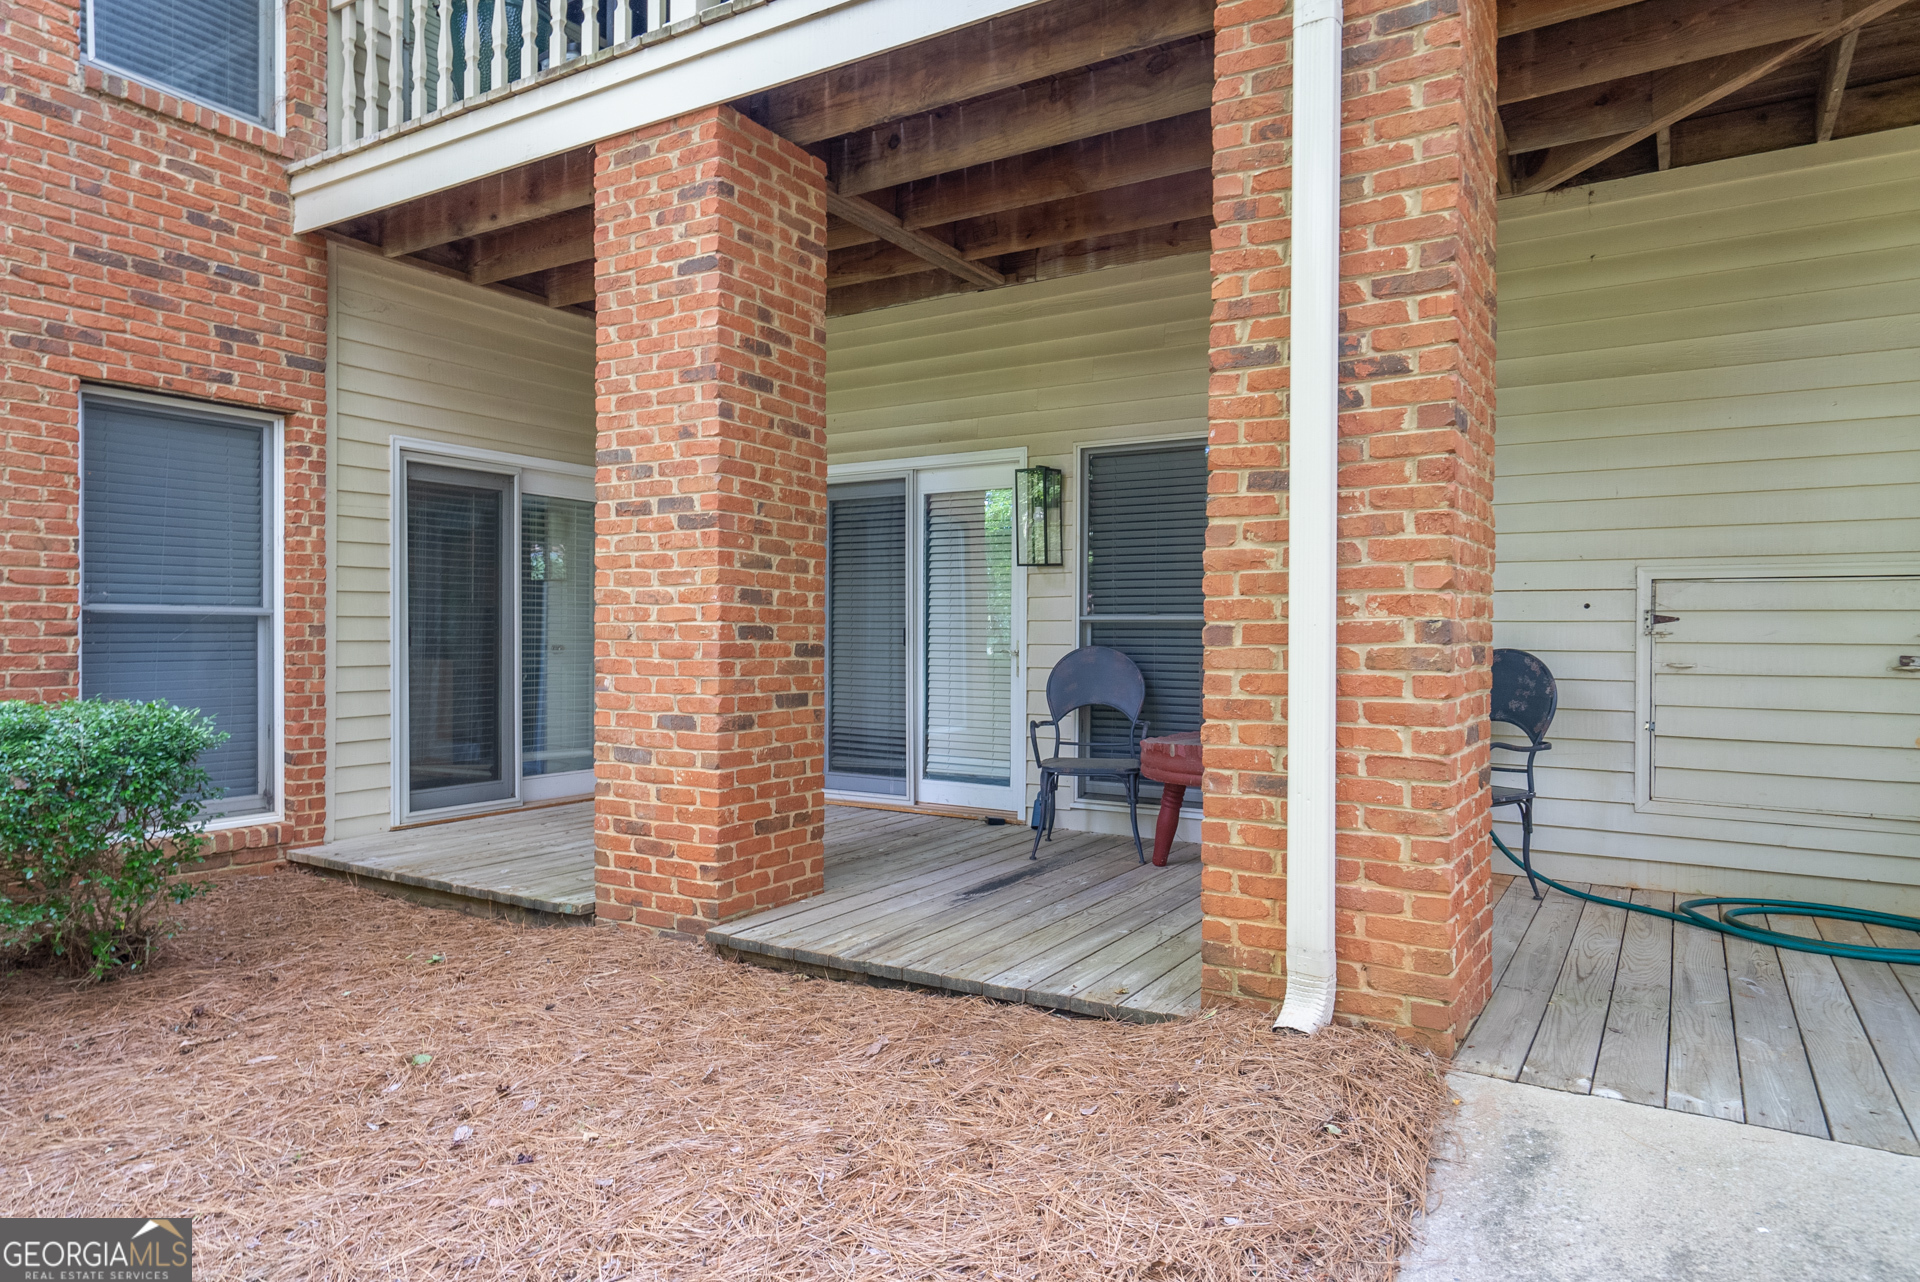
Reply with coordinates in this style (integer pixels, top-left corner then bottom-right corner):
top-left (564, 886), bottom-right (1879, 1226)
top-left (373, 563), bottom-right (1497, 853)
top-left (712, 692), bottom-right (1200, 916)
top-left (1, 870), bottom-right (1448, 1280)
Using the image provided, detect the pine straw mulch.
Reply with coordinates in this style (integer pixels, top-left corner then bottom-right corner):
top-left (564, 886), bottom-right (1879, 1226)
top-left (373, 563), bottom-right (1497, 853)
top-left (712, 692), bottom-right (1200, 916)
top-left (0, 870), bottom-right (1449, 1281)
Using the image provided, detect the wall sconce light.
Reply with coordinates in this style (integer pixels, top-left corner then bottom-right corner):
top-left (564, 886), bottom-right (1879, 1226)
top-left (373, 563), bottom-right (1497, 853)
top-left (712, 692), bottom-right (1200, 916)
top-left (1014, 465), bottom-right (1064, 567)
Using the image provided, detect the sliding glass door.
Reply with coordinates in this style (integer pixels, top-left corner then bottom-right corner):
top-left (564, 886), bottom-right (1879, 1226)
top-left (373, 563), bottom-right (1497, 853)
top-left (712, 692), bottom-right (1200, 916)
top-left (824, 460), bottom-right (1023, 814)
top-left (826, 481), bottom-right (908, 794)
top-left (399, 454), bottom-right (596, 821)
top-left (405, 462), bottom-right (515, 813)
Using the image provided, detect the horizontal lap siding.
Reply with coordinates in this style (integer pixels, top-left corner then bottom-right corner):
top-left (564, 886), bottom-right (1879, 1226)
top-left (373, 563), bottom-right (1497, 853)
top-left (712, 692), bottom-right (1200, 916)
top-left (328, 249), bottom-right (595, 839)
top-left (825, 256), bottom-right (1211, 825)
top-left (1493, 125), bottom-right (1920, 905)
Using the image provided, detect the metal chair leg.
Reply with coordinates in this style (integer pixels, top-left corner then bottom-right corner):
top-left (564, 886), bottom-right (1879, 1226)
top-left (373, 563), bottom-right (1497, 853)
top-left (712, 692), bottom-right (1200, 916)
top-left (1519, 797), bottom-right (1541, 899)
top-left (1125, 773), bottom-right (1145, 864)
top-left (1030, 773), bottom-right (1056, 860)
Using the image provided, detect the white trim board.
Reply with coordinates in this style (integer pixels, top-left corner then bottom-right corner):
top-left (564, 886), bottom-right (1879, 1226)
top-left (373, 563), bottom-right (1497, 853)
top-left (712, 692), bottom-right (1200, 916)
top-left (290, 0), bottom-right (1052, 232)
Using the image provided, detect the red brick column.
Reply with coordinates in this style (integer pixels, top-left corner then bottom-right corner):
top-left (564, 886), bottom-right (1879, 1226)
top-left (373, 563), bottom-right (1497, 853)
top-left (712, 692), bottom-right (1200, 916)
top-left (591, 105), bottom-right (829, 938)
top-left (1204, 0), bottom-right (1501, 1052)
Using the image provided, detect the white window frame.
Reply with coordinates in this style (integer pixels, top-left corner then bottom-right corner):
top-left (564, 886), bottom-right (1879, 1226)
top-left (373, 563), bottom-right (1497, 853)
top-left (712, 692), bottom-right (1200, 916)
top-left (78, 387), bottom-right (285, 832)
top-left (83, 0), bottom-right (288, 132)
top-left (388, 437), bottom-right (595, 827)
top-left (1069, 432), bottom-right (1208, 819)
top-left (825, 447), bottom-right (1029, 816)
top-left (1632, 558), bottom-right (1920, 837)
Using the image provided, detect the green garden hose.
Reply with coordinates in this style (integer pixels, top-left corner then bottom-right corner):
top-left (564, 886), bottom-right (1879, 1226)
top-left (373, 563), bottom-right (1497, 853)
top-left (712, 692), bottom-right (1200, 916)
top-left (1489, 830), bottom-right (1920, 965)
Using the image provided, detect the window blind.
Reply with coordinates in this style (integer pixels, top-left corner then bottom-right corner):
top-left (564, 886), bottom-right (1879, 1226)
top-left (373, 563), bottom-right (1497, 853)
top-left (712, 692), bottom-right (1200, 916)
top-left (89, 0), bottom-right (270, 123)
top-left (520, 495), bottom-right (594, 778)
top-left (826, 485), bottom-right (907, 793)
top-left (924, 489), bottom-right (1013, 787)
top-left (1083, 445), bottom-right (1207, 792)
top-left (81, 398), bottom-right (268, 809)
top-left (407, 467), bottom-right (511, 809)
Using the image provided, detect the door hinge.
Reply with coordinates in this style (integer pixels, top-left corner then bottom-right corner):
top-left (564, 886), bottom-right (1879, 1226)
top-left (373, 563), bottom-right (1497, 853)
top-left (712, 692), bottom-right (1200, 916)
top-left (1644, 612), bottom-right (1679, 636)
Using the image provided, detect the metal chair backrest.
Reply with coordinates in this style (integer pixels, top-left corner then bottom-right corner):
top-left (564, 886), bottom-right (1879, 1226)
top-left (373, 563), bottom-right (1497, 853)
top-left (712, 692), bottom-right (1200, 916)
top-left (1491, 647), bottom-right (1558, 745)
top-left (1045, 646), bottom-right (1145, 724)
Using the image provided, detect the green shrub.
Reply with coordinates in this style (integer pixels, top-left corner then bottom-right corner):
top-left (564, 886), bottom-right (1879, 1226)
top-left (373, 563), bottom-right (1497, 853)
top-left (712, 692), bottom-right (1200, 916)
top-left (0, 699), bottom-right (226, 980)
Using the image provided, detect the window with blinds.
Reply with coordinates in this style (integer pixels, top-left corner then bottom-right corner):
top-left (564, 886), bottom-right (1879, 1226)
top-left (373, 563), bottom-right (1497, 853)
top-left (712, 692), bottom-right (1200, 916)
top-left (925, 489), bottom-right (1014, 787)
top-left (406, 464), bottom-right (514, 812)
top-left (87, 0), bottom-right (273, 124)
top-left (520, 495), bottom-right (594, 780)
top-left (81, 396), bottom-right (271, 813)
top-left (1082, 443), bottom-right (1207, 797)
top-left (826, 482), bottom-right (908, 794)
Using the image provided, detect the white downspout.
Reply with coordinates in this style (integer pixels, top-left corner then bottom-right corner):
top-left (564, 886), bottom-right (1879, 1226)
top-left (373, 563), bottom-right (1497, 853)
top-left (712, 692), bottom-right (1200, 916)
top-left (1273, 0), bottom-right (1342, 1036)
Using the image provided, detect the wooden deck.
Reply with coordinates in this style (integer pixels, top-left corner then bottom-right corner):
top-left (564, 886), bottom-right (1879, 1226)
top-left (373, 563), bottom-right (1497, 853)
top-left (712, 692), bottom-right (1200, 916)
top-left (1458, 874), bottom-right (1920, 1156)
top-left (288, 803), bottom-right (1202, 1021)
top-left (711, 807), bottom-right (1203, 1022)
top-left (289, 802), bottom-right (597, 917)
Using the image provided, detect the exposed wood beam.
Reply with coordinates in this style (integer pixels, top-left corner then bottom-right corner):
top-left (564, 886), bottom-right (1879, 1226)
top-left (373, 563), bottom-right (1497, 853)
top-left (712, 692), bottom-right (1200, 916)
top-left (1655, 125), bottom-right (1672, 169)
top-left (1502, 74), bottom-right (1655, 154)
top-left (318, 229), bottom-right (552, 311)
top-left (1497, 0), bottom-right (1643, 37)
top-left (1513, 0), bottom-right (1913, 193)
top-left (825, 37), bottom-right (1214, 197)
top-left (1672, 69), bottom-right (1920, 167)
top-left (468, 208), bottom-right (594, 285)
top-left (1498, 0), bottom-right (1884, 106)
top-left (380, 150), bottom-right (595, 258)
top-left (828, 171), bottom-right (1212, 288)
top-left (828, 217), bottom-right (1211, 318)
top-left (742, 0), bottom-right (1214, 145)
top-left (825, 189), bottom-right (1005, 289)
top-left (829, 214), bottom-right (1213, 314)
top-left (826, 110), bottom-right (1213, 253)
top-left (1818, 30), bottom-right (1861, 140)
top-left (544, 260), bottom-right (596, 308)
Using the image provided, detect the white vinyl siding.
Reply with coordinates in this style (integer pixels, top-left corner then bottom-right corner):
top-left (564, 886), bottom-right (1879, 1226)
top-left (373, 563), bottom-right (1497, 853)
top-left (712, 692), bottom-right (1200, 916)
top-left (826, 254), bottom-right (1210, 834)
top-left (328, 247), bottom-right (594, 839)
top-left (1494, 125), bottom-right (1920, 908)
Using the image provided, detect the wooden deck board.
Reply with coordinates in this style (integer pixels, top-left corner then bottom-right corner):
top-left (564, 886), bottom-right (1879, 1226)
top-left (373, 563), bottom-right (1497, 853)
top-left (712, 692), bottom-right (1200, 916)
top-left (1820, 918), bottom-right (1920, 1131)
top-left (1768, 914), bottom-right (1919, 1154)
top-left (1666, 909), bottom-right (1744, 1122)
top-left (1455, 884), bottom-right (1586, 1079)
top-left (1488, 877), bottom-right (1543, 992)
top-left (1520, 886), bottom-right (1630, 1095)
top-left (712, 809), bottom-right (1203, 1022)
top-left (289, 802), bottom-right (597, 915)
top-left (1725, 931), bottom-right (1828, 1139)
top-left (1591, 889), bottom-right (1673, 1108)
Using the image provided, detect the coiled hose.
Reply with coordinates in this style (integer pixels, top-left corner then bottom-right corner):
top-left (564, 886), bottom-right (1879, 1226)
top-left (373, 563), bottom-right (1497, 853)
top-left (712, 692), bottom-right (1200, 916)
top-left (1490, 830), bottom-right (1920, 965)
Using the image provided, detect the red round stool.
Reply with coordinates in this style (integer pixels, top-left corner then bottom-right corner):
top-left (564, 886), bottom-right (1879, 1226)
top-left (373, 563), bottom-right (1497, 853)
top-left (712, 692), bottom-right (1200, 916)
top-left (1138, 731), bottom-right (1201, 867)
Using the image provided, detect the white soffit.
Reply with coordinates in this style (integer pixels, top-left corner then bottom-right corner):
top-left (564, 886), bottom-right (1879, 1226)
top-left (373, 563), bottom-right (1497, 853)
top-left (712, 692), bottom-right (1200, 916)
top-left (289, 0), bottom-right (1053, 233)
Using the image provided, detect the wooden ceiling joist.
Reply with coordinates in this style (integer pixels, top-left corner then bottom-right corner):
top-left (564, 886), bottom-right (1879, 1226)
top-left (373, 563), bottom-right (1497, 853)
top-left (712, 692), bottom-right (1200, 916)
top-left (1513, 0), bottom-right (1914, 194)
top-left (827, 217), bottom-right (1212, 319)
top-left (827, 110), bottom-right (1212, 255)
top-left (824, 37), bottom-right (1214, 197)
top-left (1817, 30), bottom-right (1863, 139)
top-left (1672, 68), bottom-right (1920, 167)
top-left (468, 207), bottom-right (594, 285)
top-left (1497, 0), bottom-right (1644, 38)
top-left (827, 171), bottom-right (1211, 289)
top-left (741, 0), bottom-right (1213, 145)
top-left (1498, 0), bottom-right (1889, 106)
top-left (380, 149), bottom-right (595, 258)
top-left (825, 189), bottom-right (1006, 289)
top-left (543, 260), bottom-right (596, 309)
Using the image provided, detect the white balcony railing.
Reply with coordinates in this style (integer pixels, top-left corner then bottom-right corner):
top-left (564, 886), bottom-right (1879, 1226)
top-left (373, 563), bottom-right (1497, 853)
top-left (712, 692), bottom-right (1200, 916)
top-left (327, 0), bottom-right (716, 149)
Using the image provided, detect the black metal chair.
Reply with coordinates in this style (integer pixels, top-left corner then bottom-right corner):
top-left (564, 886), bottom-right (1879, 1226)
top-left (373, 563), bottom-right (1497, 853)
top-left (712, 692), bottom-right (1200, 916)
top-left (1030, 646), bottom-right (1148, 863)
top-left (1491, 647), bottom-right (1558, 898)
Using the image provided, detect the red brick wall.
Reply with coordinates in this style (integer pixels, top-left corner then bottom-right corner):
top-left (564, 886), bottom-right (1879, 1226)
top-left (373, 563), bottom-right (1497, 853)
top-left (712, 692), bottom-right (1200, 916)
top-left (1205, 0), bottom-right (1500, 1052)
top-left (1, 0), bottom-right (331, 868)
top-left (591, 104), bottom-right (830, 937)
